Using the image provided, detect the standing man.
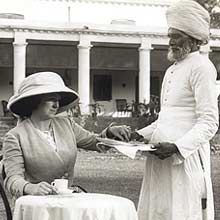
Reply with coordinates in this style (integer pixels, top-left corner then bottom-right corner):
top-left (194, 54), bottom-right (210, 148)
top-left (136, 1), bottom-right (219, 220)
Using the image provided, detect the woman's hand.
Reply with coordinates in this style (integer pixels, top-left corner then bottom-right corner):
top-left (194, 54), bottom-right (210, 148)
top-left (24, 181), bottom-right (54, 195)
top-left (130, 131), bottom-right (147, 142)
top-left (107, 125), bottom-right (131, 141)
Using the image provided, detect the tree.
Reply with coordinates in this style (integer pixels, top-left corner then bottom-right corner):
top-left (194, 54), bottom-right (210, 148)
top-left (195, 0), bottom-right (220, 28)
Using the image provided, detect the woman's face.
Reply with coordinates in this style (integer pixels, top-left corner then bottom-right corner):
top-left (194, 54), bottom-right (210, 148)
top-left (33, 93), bottom-right (61, 119)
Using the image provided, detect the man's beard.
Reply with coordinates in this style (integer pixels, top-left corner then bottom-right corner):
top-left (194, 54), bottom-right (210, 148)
top-left (167, 44), bottom-right (191, 62)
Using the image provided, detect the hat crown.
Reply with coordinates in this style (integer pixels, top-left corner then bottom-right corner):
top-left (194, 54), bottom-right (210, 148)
top-left (8, 71), bottom-right (79, 116)
top-left (18, 72), bottom-right (65, 95)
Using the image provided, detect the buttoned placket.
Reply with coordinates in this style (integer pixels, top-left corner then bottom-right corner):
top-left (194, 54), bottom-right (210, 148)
top-left (163, 73), bottom-right (171, 103)
top-left (163, 62), bottom-right (178, 103)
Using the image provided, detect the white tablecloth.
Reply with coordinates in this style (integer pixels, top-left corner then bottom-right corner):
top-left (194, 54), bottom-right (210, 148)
top-left (13, 193), bottom-right (138, 220)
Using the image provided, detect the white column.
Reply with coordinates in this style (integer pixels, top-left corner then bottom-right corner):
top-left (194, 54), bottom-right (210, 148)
top-left (138, 39), bottom-right (152, 104)
top-left (13, 34), bottom-right (27, 93)
top-left (78, 38), bottom-right (92, 115)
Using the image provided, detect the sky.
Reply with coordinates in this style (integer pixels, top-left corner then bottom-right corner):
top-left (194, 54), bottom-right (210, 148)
top-left (0, 0), bottom-right (168, 28)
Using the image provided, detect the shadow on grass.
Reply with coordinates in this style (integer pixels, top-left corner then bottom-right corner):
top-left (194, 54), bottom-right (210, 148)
top-left (73, 176), bottom-right (142, 207)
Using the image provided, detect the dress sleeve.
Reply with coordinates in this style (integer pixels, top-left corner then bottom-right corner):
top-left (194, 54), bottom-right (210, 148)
top-left (3, 132), bottom-right (29, 198)
top-left (174, 63), bottom-right (219, 159)
top-left (136, 119), bottom-right (158, 141)
top-left (69, 118), bottom-right (98, 150)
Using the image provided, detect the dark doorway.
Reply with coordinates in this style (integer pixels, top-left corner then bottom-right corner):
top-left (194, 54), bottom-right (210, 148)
top-left (93, 75), bottom-right (112, 101)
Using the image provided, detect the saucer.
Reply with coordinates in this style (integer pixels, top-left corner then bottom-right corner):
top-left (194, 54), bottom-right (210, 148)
top-left (58, 189), bottom-right (73, 195)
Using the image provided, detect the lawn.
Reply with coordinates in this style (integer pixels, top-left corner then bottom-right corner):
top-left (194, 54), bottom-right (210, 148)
top-left (0, 150), bottom-right (220, 219)
top-left (73, 150), bottom-right (220, 220)
top-left (74, 150), bottom-right (144, 205)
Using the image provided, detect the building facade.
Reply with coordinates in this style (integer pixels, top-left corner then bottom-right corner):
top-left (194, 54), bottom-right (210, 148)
top-left (0, 0), bottom-right (220, 115)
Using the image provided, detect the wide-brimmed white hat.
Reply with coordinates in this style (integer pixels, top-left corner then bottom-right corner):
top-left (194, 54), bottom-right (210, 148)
top-left (8, 72), bottom-right (79, 116)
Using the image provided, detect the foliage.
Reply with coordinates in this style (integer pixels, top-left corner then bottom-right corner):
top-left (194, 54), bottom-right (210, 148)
top-left (89, 102), bottom-right (104, 119)
top-left (195, 0), bottom-right (220, 28)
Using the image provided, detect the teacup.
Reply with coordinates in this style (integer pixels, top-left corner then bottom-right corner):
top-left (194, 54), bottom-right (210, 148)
top-left (51, 179), bottom-right (68, 192)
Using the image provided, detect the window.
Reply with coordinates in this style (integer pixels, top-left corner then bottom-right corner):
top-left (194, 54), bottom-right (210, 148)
top-left (93, 75), bottom-right (112, 101)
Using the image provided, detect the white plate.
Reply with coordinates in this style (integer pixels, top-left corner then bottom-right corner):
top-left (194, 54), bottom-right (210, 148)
top-left (96, 137), bottom-right (129, 146)
top-left (96, 137), bottom-right (154, 148)
top-left (97, 137), bottom-right (155, 159)
top-left (58, 189), bottom-right (73, 195)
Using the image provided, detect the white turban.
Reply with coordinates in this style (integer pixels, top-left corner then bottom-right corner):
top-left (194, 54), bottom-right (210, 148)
top-left (166, 0), bottom-right (210, 43)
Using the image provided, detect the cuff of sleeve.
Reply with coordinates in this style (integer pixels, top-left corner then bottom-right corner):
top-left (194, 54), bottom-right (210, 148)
top-left (10, 178), bottom-right (30, 197)
top-left (174, 135), bottom-right (202, 160)
top-left (23, 182), bottom-right (31, 195)
top-left (172, 152), bottom-right (185, 165)
top-left (136, 130), bottom-right (146, 138)
top-left (172, 141), bottom-right (185, 165)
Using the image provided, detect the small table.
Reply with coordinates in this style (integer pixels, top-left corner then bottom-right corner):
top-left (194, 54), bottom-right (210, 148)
top-left (13, 193), bottom-right (138, 220)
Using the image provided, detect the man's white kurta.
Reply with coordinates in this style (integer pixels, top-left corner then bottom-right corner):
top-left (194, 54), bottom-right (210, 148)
top-left (137, 52), bottom-right (219, 220)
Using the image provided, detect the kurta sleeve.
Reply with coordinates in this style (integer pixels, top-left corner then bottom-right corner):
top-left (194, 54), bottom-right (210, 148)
top-left (174, 63), bottom-right (219, 159)
top-left (3, 133), bottom-right (29, 198)
top-left (136, 120), bottom-right (158, 141)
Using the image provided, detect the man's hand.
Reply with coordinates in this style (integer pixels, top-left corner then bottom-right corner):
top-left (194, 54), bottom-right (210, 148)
top-left (150, 142), bottom-right (178, 160)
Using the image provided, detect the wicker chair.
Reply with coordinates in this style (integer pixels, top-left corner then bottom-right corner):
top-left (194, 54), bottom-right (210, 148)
top-left (115, 99), bottom-right (127, 112)
top-left (0, 155), bottom-right (12, 220)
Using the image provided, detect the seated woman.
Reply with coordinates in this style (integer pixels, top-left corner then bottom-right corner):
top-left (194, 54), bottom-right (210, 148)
top-left (2, 71), bottom-right (130, 200)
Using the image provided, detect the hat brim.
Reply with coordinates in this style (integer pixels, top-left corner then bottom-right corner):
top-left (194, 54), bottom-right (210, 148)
top-left (8, 91), bottom-right (79, 116)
